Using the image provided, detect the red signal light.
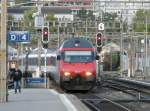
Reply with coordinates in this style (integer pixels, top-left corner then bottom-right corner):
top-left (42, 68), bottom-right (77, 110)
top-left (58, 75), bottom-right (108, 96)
top-left (42, 27), bottom-right (49, 44)
top-left (96, 32), bottom-right (102, 47)
top-left (97, 36), bottom-right (101, 40)
top-left (43, 31), bottom-right (48, 35)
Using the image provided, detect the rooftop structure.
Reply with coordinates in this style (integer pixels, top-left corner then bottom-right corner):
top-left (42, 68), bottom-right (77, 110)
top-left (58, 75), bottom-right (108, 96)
top-left (93, 0), bottom-right (150, 24)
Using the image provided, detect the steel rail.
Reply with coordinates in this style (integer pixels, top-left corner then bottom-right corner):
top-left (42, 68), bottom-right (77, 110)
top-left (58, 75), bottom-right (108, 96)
top-left (104, 79), bottom-right (150, 102)
top-left (104, 82), bottom-right (139, 97)
top-left (81, 98), bottom-right (131, 111)
top-left (111, 78), bottom-right (150, 94)
top-left (103, 98), bottom-right (131, 111)
top-left (82, 100), bottom-right (101, 111)
top-left (80, 95), bottom-right (131, 111)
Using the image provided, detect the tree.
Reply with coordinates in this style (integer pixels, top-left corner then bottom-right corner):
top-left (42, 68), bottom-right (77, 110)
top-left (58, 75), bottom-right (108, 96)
top-left (87, 10), bottom-right (94, 20)
top-left (23, 8), bottom-right (36, 33)
top-left (23, 8), bottom-right (38, 46)
top-left (78, 8), bottom-right (87, 20)
top-left (103, 12), bottom-right (121, 33)
top-left (45, 13), bottom-right (56, 21)
top-left (30, 36), bottom-right (38, 45)
top-left (7, 15), bottom-right (14, 31)
top-left (45, 13), bottom-right (57, 33)
top-left (103, 12), bottom-right (118, 22)
top-left (8, 15), bottom-right (14, 20)
top-left (132, 9), bottom-right (150, 32)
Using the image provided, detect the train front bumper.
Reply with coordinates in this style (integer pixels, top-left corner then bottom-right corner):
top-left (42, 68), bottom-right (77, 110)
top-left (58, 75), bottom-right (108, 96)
top-left (61, 75), bottom-right (96, 90)
top-left (62, 75), bottom-right (96, 83)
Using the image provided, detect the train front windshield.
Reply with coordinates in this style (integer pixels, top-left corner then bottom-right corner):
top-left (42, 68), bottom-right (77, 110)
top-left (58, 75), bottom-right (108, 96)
top-left (63, 51), bottom-right (94, 63)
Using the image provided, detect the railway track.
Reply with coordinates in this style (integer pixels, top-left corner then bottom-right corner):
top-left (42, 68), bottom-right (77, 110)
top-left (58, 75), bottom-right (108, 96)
top-left (81, 97), bottom-right (131, 111)
top-left (74, 77), bottom-right (150, 111)
top-left (75, 93), bottom-right (132, 111)
top-left (103, 78), bottom-right (150, 102)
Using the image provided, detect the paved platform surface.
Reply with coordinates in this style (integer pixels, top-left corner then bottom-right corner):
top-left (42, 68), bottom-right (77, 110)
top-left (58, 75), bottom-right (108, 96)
top-left (0, 89), bottom-right (90, 111)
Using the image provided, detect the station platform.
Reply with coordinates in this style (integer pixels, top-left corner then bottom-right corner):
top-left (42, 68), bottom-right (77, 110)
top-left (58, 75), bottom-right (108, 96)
top-left (0, 89), bottom-right (90, 111)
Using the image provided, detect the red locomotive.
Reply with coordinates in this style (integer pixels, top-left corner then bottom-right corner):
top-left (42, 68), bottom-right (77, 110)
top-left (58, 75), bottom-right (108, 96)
top-left (50, 37), bottom-right (99, 91)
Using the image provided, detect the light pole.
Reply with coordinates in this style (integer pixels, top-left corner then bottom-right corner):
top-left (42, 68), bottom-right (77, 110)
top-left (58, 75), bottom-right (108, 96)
top-left (116, 10), bottom-right (123, 77)
top-left (145, 11), bottom-right (148, 76)
top-left (44, 49), bottom-right (47, 88)
top-left (0, 0), bottom-right (7, 102)
top-left (57, 22), bottom-right (60, 47)
top-left (86, 19), bottom-right (88, 38)
top-left (120, 11), bottom-right (123, 77)
top-left (34, 1), bottom-right (43, 78)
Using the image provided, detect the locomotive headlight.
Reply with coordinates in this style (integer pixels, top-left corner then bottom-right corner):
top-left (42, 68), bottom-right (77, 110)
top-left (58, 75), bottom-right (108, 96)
top-left (85, 72), bottom-right (92, 76)
top-left (64, 72), bottom-right (71, 77)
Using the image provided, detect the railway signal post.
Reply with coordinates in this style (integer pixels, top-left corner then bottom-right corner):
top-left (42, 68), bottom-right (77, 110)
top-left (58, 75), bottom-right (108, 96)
top-left (96, 32), bottom-right (103, 53)
top-left (96, 32), bottom-right (103, 82)
top-left (97, 22), bottom-right (104, 53)
top-left (42, 26), bottom-right (49, 49)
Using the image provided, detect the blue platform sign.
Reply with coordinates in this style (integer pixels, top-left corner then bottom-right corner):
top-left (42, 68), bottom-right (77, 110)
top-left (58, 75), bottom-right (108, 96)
top-left (19, 33), bottom-right (30, 42)
top-left (8, 31), bottom-right (30, 42)
top-left (26, 78), bottom-right (45, 83)
top-left (8, 32), bottom-right (18, 42)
